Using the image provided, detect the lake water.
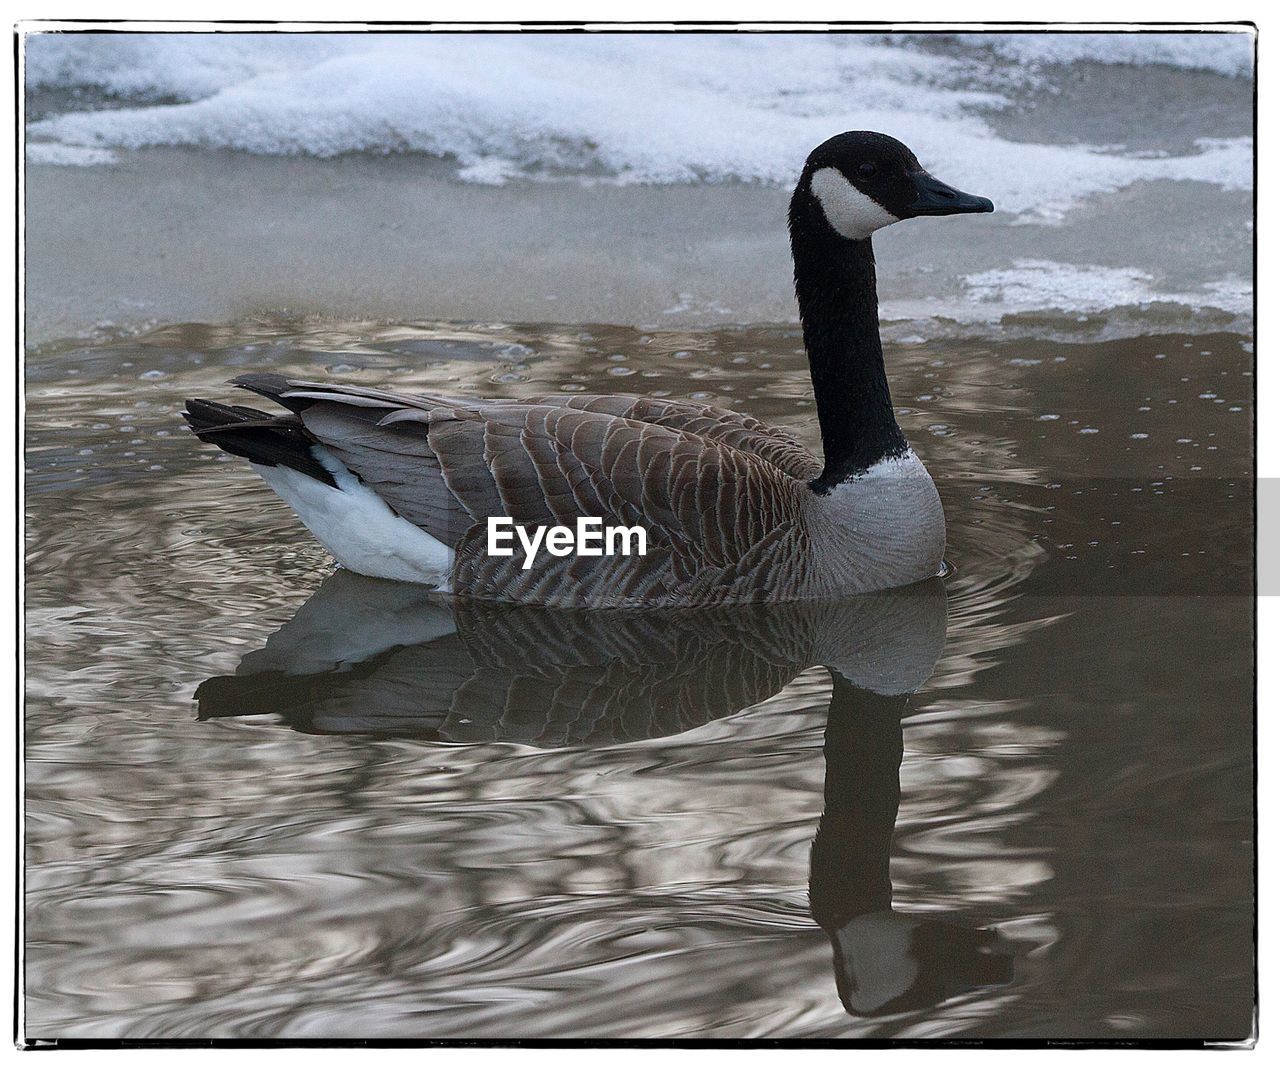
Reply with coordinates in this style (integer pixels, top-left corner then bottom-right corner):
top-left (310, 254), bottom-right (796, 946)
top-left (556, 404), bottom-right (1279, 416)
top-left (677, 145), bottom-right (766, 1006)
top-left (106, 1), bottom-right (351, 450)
top-left (23, 318), bottom-right (1254, 1040)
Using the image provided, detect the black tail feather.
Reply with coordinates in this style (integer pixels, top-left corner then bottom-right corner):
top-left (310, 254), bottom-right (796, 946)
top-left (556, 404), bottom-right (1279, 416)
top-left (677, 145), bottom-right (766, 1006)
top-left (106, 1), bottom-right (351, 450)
top-left (183, 397), bottom-right (338, 487)
top-left (228, 373), bottom-right (313, 414)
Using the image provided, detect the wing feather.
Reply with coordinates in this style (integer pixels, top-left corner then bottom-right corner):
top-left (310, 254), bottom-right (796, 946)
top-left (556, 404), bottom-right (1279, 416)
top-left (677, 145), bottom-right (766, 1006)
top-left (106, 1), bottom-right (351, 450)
top-left (234, 380), bottom-right (812, 605)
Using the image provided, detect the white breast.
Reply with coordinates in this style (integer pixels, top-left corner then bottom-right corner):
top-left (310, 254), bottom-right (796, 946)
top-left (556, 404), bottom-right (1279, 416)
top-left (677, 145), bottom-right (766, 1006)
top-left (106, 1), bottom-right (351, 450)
top-left (808, 450), bottom-right (946, 596)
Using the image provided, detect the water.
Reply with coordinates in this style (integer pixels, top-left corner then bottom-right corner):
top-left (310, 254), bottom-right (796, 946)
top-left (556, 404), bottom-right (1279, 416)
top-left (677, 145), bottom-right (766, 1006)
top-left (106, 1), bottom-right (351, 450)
top-left (24, 319), bottom-right (1253, 1039)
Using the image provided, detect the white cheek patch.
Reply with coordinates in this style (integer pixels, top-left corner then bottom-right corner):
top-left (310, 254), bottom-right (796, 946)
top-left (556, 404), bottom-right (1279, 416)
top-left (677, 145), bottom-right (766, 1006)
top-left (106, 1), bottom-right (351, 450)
top-left (810, 166), bottom-right (900, 240)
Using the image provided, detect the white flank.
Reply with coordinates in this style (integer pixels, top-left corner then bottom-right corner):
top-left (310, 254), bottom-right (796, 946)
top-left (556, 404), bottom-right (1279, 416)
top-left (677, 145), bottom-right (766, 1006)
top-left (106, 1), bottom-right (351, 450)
top-left (810, 167), bottom-right (900, 240)
top-left (251, 446), bottom-right (453, 585)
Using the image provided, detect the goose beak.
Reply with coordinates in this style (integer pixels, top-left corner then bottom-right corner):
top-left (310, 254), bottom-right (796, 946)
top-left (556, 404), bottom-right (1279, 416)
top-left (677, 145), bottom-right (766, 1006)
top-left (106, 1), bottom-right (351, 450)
top-left (907, 171), bottom-right (994, 217)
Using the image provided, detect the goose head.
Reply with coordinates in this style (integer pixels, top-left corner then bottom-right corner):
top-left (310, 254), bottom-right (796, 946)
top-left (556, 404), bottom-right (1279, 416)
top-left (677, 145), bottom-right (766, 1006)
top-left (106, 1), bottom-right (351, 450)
top-left (794, 130), bottom-right (994, 242)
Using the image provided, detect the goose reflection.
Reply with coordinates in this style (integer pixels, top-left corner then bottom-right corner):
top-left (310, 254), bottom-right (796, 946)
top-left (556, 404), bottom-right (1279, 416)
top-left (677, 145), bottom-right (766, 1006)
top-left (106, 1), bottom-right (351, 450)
top-left (812, 679), bottom-right (1014, 1016)
top-left (197, 570), bottom-right (1014, 1020)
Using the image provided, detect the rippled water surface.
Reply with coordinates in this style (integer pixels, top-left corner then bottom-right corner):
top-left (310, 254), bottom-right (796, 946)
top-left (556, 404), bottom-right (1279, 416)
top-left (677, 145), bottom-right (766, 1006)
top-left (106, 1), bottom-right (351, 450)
top-left (24, 319), bottom-right (1254, 1040)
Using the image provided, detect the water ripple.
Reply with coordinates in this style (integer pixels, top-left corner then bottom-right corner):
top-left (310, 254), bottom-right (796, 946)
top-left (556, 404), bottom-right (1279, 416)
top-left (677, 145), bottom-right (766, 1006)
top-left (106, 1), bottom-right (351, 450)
top-left (24, 319), bottom-right (1253, 1040)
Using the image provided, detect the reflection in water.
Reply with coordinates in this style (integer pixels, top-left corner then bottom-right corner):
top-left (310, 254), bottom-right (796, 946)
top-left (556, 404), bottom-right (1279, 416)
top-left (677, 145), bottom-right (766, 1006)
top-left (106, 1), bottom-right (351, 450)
top-left (195, 571), bottom-right (947, 742)
top-left (198, 570), bottom-right (1013, 1018)
top-left (811, 683), bottom-right (1014, 1016)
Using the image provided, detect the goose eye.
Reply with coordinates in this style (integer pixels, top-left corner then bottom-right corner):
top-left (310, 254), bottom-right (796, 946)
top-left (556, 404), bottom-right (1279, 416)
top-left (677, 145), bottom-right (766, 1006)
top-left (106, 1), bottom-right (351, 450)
top-left (857, 162), bottom-right (877, 178)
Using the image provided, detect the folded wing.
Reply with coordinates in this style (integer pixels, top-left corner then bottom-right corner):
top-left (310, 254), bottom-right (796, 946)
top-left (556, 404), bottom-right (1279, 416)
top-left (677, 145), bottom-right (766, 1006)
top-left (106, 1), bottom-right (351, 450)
top-left (233, 375), bottom-right (817, 606)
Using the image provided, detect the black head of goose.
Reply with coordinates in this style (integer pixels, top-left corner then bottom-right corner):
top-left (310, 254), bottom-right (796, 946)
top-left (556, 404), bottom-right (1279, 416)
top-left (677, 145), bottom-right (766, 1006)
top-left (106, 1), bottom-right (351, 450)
top-left (184, 131), bottom-right (993, 608)
top-left (789, 131), bottom-right (992, 490)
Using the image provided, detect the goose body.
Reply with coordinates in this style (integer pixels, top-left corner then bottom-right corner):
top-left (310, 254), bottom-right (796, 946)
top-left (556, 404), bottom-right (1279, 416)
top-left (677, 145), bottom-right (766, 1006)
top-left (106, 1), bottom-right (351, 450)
top-left (185, 132), bottom-right (992, 609)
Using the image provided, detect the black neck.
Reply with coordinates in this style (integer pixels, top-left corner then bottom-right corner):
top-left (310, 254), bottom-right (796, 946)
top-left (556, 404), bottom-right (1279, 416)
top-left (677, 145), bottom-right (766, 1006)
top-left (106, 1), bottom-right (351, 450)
top-left (789, 190), bottom-right (907, 491)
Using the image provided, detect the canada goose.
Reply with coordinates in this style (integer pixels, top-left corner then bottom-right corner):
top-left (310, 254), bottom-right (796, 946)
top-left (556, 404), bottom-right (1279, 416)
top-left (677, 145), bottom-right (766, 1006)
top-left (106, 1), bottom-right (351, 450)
top-left (185, 131), bottom-right (993, 608)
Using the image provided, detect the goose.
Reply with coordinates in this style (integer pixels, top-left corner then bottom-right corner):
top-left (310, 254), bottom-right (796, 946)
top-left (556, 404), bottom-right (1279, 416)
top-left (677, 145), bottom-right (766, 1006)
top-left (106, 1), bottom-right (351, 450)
top-left (184, 131), bottom-right (993, 608)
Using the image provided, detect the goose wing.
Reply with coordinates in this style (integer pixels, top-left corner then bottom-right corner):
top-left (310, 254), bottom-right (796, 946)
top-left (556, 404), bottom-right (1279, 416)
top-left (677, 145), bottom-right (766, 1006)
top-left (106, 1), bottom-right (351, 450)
top-left (234, 376), bottom-right (813, 604)
top-left (518, 394), bottom-right (821, 482)
top-left (241, 376), bottom-right (820, 480)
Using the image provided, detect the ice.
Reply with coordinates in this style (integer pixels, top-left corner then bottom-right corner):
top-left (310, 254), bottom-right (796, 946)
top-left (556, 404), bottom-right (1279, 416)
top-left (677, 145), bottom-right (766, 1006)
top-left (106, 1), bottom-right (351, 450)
top-left (25, 32), bottom-right (1252, 220)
